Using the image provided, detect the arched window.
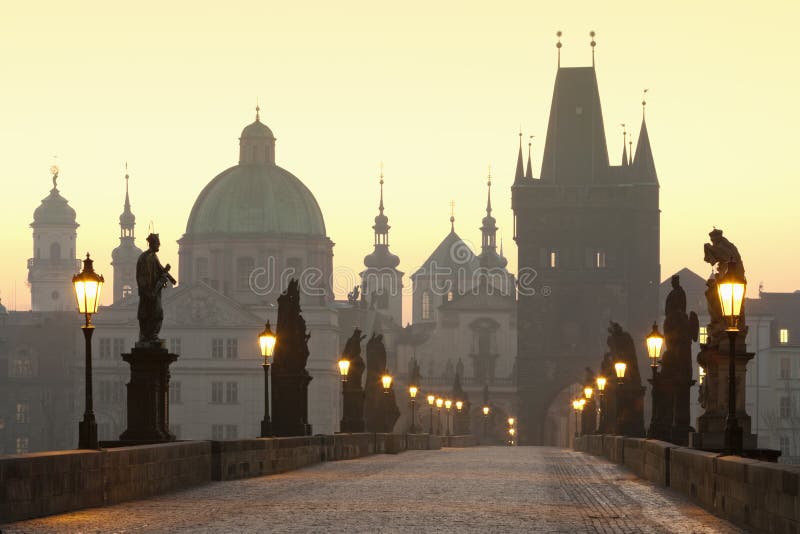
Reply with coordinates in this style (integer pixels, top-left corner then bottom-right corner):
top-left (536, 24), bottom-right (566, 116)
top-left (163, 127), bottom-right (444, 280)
top-left (236, 257), bottom-right (255, 290)
top-left (50, 242), bottom-right (61, 260)
top-left (421, 292), bottom-right (431, 320)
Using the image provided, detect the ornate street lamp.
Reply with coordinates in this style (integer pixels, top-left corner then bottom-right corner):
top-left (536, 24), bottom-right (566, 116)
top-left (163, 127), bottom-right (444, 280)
top-left (508, 427), bottom-right (516, 446)
top-left (73, 253), bottom-right (104, 450)
top-left (482, 405), bottom-right (490, 442)
top-left (259, 321), bottom-right (277, 437)
top-left (427, 394), bottom-right (436, 434)
top-left (717, 263), bottom-right (746, 454)
top-left (595, 376), bottom-right (607, 434)
top-left (584, 386), bottom-right (593, 400)
top-left (614, 362), bottom-right (627, 436)
top-left (408, 385), bottom-right (419, 433)
top-left (435, 397), bottom-right (444, 435)
top-left (338, 358), bottom-right (351, 381)
top-left (444, 399), bottom-right (453, 436)
top-left (645, 322), bottom-right (665, 439)
top-left (381, 372), bottom-right (393, 393)
top-left (614, 362), bottom-right (627, 384)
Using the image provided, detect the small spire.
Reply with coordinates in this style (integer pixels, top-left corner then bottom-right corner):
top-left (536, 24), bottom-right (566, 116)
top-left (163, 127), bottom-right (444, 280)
top-left (590, 31), bottom-right (596, 67)
top-left (620, 124), bottom-right (628, 166)
top-left (124, 162), bottom-right (131, 209)
top-left (628, 135), bottom-right (633, 165)
top-left (378, 162), bottom-right (385, 213)
top-left (642, 89), bottom-right (649, 120)
top-left (556, 31), bottom-right (563, 68)
top-left (486, 166), bottom-right (492, 215)
top-left (449, 200), bottom-right (455, 232)
top-left (255, 99), bottom-right (261, 122)
top-left (514, 131), bottom-right (525, 183)
top-left (525, 135), bottom-right (534, 179)
top-left (499, 235), bottom-right (504, 257)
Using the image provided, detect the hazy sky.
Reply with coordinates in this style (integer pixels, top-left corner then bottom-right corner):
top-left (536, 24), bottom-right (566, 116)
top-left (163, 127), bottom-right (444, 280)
top-left (1, 1), bottom-right (798, 322)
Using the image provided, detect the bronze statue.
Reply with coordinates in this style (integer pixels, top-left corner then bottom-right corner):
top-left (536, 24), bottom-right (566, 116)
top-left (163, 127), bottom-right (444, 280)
top-left (136, 233), bottom-right (176, 345)
top-left (341, 328), bottom-right (367, 432)
top-left (364, 333), bottom-right (400, 433)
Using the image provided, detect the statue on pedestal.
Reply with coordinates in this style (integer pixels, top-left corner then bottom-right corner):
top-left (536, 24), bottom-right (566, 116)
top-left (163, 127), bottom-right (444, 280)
top-left (703, 228), bottom-right (746, 348)
top-left (271, 279), bottom-right (313, 437)
top-left (364, 333), bottom-right (400, 433)
top-left (341, 328), bottom-right (366, 432)
top-left (451, 371), bottom-right (471, 435)
top-left (606, 322), bottom-right (645, 437)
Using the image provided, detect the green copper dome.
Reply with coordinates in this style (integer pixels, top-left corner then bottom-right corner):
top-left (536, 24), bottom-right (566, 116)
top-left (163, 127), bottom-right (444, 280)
top-left (185, 163), bottom-right (326, 237)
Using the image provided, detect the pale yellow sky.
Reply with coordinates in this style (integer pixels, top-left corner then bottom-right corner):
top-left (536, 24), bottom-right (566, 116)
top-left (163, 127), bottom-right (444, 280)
top-left (1, 1), bottom-right (798, 321)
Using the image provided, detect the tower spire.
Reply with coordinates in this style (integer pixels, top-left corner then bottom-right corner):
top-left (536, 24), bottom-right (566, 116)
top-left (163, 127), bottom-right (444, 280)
top-left (514, 131), bottom-right (525, 184)
top-left (449, 200), bottom-right (455, 233)
top-left (590, 31), bottom-right (596, 67)
top-left (620, 124), bottom-right (628, 166)
top-left (378, 162), bottom-right (385, 213)
top-left (525, 136), bottom-right (534, 179)
top-left (486, 166), bottom-right (492, 215)
top-left (642, 89), bottom-right (648, 120)
top-left (255, 99), bottom-right (261, 122)
top-left (628, 135), bottom-right (633, 165)
top-left (124, 162), bottom-right (131, 209)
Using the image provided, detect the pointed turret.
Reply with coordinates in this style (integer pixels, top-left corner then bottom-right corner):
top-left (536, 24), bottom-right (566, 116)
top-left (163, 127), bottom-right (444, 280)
top-left (478, 171), bottom-right (507, 269)
top-left (513, 133), bottom-right (525, 184)
top-left (363, 169), bottom-right (400, 269)
top-left (525, 138), bottom-right (534, 179)
top-left (621, 139), bottom-right (628, 166)
top-left (633, 118), bottom-right (657, 183)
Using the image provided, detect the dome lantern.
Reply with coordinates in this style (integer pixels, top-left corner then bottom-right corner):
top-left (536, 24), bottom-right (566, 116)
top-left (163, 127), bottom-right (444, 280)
top-left (239, 105), bottom-right (276, 165)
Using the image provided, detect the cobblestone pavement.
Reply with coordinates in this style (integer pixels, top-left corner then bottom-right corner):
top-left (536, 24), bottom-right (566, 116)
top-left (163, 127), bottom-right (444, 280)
top-left (6, 447), bottom-right (745, 533)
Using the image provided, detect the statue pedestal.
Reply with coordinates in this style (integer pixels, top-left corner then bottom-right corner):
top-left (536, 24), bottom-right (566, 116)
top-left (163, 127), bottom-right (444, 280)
top-left (617, 384), bottom-right (646, 438)
top-left (119, 343), bottom-right (178, 442)
top-left (341, 384), bottom-right (365, 433)
top-left (271, 371), bottom-right (312, 437)
top-left (690, 344), bottom-right (757, 451)
top-left (647, 374), bottom-right (673, 442)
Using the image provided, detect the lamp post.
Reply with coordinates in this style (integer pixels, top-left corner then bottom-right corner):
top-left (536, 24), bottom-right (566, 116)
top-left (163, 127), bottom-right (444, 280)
top-left (337, 356), bottom-right (350, 433)
top-left (482, 405), bottom-right (490, 443)
top-left (717, 263), bottom-right (746, 454)
top-left (508, 427), bottom-right (516, 446)
top-left (444, 399), bottom-right (453, 436)
top-left (572, 399), bottom-right (581, 440)
top-left (435, 397), bottom-right (444, 435)
top-left (427, 395), bottom-right (435, 434)
top-left (614, 362), bottom-right (627, 435)
top-left (455, 401), bottom-right (463, 435)
top-left (381, 372), bottom-right (393, 393)
top-left (73, 253), bottom-right (104, 450)
top-left (409, 385), bottom-right (419, 433)
top-left (259, 322), bottom-right (277, 437)
top-left (595, 376), bottom-right (607, 433)
top-left (646, 322), bottom-right (665, 439)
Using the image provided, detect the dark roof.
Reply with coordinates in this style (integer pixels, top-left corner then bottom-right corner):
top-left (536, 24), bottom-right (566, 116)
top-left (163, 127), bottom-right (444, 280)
top-left (633, 118), bottom-right (658, 183)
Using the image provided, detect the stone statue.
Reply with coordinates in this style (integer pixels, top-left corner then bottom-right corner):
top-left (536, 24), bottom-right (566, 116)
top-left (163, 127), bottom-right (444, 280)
top-left (136, 234), bottom-right (176, 345)
top-left (456, 358), bottom-right (465, 380)
top-left (347, 285), bottom-right (360, 305)
top-left (604, 321), bottom-right (645, 437)
top-left (409, 356), bottom-right (422, 386)
top-left (341, 328), bottom-right (367, 432)
top-left (702, 229), bottom-right (746, 346)
top-left (606, 322), bottom-right (642, 386)
top-left (364, 333), bottom-right (400, 433)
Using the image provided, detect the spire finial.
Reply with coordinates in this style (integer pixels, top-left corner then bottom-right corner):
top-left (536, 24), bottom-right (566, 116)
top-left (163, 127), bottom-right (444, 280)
top-left (255, 98), bottom-right (261, 121)
top-left (449, 200), bottom-right (455, 232)
top-left (124, 162), bottom-right (130, 206)
top-left (50, 155), bottom-right (59, 189)
top-left (642, 88), bottom-right (649, 119)
top-left (590, 31), bottom-right (596, 67)
top-left (526, 135), bottom-right (534, 180)
top-left (628, 135), bottom-right (633, 165)
top-left (486, 165), bottom-right (493, 214)
top-left (556, 31), bottom-right (563, 68)
top-left (499, 235), bottom-right (504, 257)
top-left (378, 162), bottom-right (385, 213)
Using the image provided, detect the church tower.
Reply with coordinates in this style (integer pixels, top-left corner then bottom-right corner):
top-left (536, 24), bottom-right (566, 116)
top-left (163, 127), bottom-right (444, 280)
top-left (512, 40), bottom-right (660, 445)
top-left (28, 167), bottom-right (80, 311)
top-left (476, 171), bottom-right (514, 296)
top-left (362, 170), bottom-right (403, 325)
top-left (111, 168), bottom-right (142, 303)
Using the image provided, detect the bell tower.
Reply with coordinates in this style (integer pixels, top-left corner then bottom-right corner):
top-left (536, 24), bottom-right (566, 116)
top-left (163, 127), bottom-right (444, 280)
top-left (111, 167), bottom-right (142, 303)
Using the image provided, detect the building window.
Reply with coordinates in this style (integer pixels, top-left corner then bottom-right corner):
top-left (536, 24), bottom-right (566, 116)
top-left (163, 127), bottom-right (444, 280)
top-left (780, 435), bottom-right (791, 454)
top-left (100, 338), bottom-right (112, 359)
top-left (212, 339), bottom-right (224, 359)
top-left (170, 424), bottom-right (182, 439)
top-left (113, 338), bottom-right (125, 358)
top-left (122, 285), bottom-right (133, 300)
top-left (212, 382), bottom-right (223, 403)
top-left (447, 291), bottom-right (453, 302)
top-left (16, 402), bottom-right (29, 424)
top-left (50, 242), bottom-right (61, 260)
top-left (170, 381), bottom-right (182, 404)
top-left (236, 257), bottom-right (255, 291)
top-left (780, 396), bottom-right (792, 418)
top-left (595, 251), bottom-right (606, 269)
top-left (781, 358), bottom-right (791, 380)
top-left (196, 257), bottom-right (209, 283)
top-left (225, 425), bottom-right (238, 439)
top-left (10, 358), bottom-right (33, 377)
top-left (16, 436), bottom-right (29, 454)
top-left (780, 329), bottom-right (789, 344)
top-left (170, 338), bottom-right (182, 355)
top-left (549, 251), bottom-right (558, 269)
top-left (226, 382), bottom-right (238, 404)
top-left (421, 292), bottom-right (431, 320)
top-left (226, 339), bottom-right (238, 359)
top-left (211, 424), bottom-right (224, 440)
top-left (698, 327), bottom-right (708, 345)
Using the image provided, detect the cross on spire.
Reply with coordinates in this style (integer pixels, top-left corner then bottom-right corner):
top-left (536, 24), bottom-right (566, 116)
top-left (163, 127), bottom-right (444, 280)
top-left (556, 30), bottom-right (563, 68)
top-left (590, 31), bottom-right (596, 67)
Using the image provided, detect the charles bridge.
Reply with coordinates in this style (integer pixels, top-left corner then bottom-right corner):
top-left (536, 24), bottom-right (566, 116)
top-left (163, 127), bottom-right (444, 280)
top-left (2, 431), bottom-right (800, 532)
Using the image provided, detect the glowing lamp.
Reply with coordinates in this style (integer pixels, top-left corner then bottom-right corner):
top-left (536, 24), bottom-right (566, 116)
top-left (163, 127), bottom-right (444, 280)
top-left (455, 400), bottom-right (463, 411)
top-left (381, 373), bottom-right (393, 392)
top-left (409, 385), bottom-right (418, 399)
top-left (717, 265), bottom-right (746, 331)
top-left (596, 376), bottom-right (607, 392)
top-left (73, 253), bottom-right (104, 318)
top-left (482, 406), bottom-right (490, 416)
top-left (584, 387), bottom-right (593, 399)
top-left (337, 358), bottom-right (350, 380)
top-left (259, 321), bottom-right (277, 362)
top-left (427, 394), bottom-right (435, 406)
top-left (614, 362), bottom-right (627, 380)
top-left (646, 322), bottom-right (665, 368)
top-left (445, 399), bottom-right (452, 410)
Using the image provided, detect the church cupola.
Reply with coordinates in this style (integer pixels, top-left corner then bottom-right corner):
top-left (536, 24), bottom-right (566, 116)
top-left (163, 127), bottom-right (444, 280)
top-left (111, 167), bottom-right (143, 303)
top-left (478, 171), bottom-right (507, 269)
top-left (239, 106), bottom-right (276, 165)
top-left (28, 166), bottom-right (80, 311)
